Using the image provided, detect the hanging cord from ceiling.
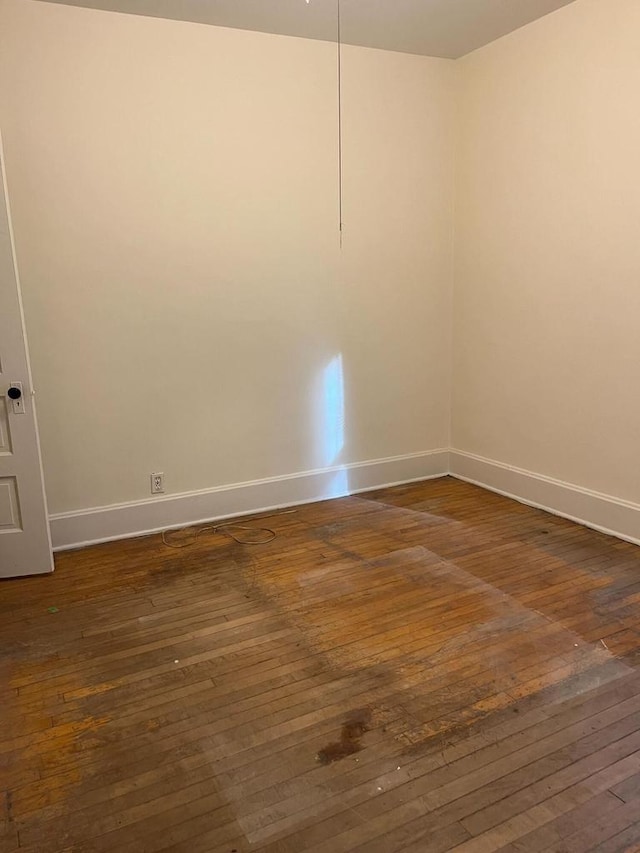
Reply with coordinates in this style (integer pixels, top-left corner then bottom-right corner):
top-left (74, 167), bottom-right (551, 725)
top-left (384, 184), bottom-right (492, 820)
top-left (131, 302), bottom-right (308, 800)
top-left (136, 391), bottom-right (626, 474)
top-left (337, 0), bottom-right (344, 248)
top-left (161, 509), bottom-right (297, 549)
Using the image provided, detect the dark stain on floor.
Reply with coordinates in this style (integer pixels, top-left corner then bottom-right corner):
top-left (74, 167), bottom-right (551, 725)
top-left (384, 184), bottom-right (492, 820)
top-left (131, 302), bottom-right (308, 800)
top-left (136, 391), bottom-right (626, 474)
top-left (316, 708), bottom-right (372, 765)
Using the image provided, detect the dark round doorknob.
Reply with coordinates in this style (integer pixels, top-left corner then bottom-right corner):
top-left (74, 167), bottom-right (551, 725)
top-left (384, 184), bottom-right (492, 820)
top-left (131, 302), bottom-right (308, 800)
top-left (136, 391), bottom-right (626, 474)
top-left (8, 387), bottom-right (22, 400)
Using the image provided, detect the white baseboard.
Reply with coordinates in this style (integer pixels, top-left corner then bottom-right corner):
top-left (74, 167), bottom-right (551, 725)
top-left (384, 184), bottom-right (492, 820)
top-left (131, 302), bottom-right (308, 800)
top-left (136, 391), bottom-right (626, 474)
top-left (50, 449), bottom-right (450, 551)
top-left (50, 447), bottom-right (640, 552)
top-left (449, 450), bottom-right (640, 547)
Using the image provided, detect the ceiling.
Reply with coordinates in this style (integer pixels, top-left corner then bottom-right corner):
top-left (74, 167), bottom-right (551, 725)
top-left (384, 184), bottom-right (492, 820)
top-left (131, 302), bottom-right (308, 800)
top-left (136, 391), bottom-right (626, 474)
top-left (39, 0), bottom-right (577, 59)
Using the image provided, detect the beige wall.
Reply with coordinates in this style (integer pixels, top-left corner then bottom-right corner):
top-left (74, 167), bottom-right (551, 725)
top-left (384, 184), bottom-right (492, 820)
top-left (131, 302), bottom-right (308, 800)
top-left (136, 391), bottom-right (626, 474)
top-left (0, 0), bottom-right (454, 515)
top-left (453, 0), bottom-right (640, 503)
top-left (5, 0), bottom-right (636, 528)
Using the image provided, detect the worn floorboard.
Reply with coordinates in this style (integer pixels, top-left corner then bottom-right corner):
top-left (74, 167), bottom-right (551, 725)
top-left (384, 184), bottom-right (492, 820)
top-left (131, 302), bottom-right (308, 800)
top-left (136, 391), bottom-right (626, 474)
top-left (2, 477), bottom-right (640, 852)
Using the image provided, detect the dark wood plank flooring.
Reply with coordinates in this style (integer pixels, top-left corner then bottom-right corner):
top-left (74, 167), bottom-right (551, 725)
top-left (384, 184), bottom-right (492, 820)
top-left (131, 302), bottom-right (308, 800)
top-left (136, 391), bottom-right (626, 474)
top-left (2, 477), bottom-right (640, 852)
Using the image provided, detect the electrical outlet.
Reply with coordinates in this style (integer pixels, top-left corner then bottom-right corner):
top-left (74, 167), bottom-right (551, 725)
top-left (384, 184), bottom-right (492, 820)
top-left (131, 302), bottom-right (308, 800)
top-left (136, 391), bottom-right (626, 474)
top-left (150, 472), bottom-right (164, 495)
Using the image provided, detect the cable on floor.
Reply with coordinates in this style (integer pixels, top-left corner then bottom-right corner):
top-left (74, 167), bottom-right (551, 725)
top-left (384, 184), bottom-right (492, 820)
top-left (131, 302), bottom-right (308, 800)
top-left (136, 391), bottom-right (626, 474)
top-left (161, 509), bottom-right (297, 549)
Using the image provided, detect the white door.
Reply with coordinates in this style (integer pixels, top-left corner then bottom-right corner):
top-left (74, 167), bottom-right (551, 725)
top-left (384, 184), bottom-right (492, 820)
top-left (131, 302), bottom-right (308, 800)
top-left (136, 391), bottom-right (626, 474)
top-left (0, 133), bottom-right (53, 578)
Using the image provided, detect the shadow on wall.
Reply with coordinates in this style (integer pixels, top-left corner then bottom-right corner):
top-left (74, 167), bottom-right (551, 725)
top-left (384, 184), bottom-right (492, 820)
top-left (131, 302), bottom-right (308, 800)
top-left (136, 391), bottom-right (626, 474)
top-left (315, 354), bottom-right (349, 498)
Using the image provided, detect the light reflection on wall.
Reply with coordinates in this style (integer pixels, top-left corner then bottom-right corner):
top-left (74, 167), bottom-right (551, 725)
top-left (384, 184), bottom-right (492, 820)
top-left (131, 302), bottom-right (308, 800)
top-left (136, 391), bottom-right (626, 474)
top-left (317, 354), bottom-right (349, 497)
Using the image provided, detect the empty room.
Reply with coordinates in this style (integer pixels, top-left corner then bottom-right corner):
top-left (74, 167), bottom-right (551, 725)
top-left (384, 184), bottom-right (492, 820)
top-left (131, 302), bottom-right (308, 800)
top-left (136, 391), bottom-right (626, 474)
top-left (1, 0), bottom-right (640, 850)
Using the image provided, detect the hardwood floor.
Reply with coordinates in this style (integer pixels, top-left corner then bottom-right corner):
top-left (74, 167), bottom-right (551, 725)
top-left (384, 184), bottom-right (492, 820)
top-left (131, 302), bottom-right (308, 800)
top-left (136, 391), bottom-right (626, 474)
top-left (2, 477), bottom-right (640, 852)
